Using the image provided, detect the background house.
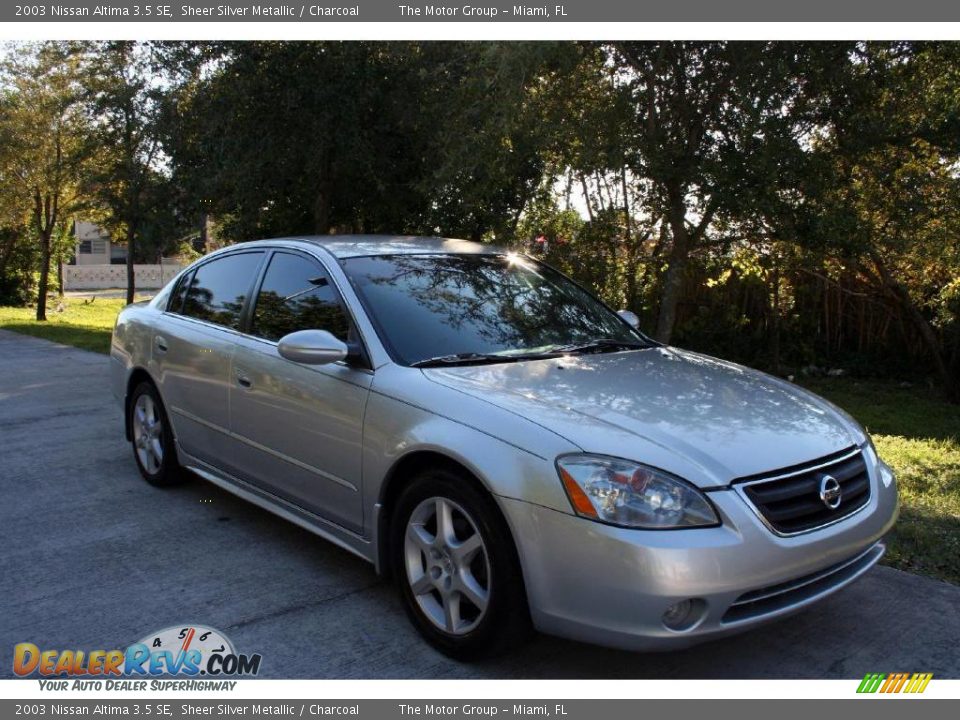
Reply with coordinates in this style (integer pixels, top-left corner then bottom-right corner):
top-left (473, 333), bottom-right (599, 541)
top-left (62, 221), bottom-right (180, 291)
top-left (69, 221), bottom-right (127, 266)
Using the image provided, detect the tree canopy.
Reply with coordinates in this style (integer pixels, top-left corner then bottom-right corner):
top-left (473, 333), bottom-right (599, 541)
top-left (1, 40), bottom-right (958, 397)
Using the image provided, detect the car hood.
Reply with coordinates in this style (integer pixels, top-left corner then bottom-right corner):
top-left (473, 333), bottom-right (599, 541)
top-left (422, 347), bottom-right (864, 487)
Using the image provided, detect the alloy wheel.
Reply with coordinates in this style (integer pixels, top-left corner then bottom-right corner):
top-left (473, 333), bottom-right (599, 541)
top-left (132, 393), bottom-right (164, 474)
top-left (403, 496), bottom-right (491, 635)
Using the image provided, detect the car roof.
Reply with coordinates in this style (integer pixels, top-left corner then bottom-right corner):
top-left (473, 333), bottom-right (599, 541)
top-left (243, 235), bottom-right (507, 259)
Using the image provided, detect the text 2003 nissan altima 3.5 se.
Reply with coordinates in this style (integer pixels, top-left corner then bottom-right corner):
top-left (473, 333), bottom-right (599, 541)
top-left (110, 236), bottom-right (899, 658)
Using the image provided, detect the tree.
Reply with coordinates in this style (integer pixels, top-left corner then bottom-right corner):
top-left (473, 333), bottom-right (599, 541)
top-left (803, 43), bottom-right (960, 400)
top-left (1, 43), bottom-right (89, 320)
top-left (163, 42), bottom-right (571, 245)
top-left (530, 43), bottom-right (662, 315)
top-left (606, 42), bottom-right (844, 344)
top-left (416, 42), bottom-right (574, 241)
top-left (83, 41), bottom-right (169, 305)
top-left (165, 42), bottom-right (428, 240)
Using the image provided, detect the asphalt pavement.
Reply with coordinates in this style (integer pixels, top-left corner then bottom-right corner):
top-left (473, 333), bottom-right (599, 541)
top-left (1, 328), bottom-right (958, 679)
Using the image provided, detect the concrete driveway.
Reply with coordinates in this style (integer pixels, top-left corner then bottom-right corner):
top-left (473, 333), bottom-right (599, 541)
top-left (1, 328), bottom-right (958, 679)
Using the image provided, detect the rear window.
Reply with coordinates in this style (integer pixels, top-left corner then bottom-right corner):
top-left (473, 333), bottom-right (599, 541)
top-left (166, 270), bottom-right (193, 314)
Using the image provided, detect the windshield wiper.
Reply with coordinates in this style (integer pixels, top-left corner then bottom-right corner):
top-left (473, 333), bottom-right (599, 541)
top-left (411, 339), bottom-right (651, 368)
top-left (410, 352), bottom-right (512, 368)
top-left (552, 338), bottom-right (651, 355)
top-left (411, 349), bottom-right (573, 368)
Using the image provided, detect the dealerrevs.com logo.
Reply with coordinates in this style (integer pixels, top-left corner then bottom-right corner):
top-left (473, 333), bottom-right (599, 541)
top-left (13, 625), bottom-right (262, 690)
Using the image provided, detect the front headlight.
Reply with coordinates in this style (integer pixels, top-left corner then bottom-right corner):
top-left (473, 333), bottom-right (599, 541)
top-left (556, 454), bottom-right (719, 529)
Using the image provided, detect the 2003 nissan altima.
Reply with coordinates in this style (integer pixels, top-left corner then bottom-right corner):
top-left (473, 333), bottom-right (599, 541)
top-left (111, 236), bottom-right (899, 658)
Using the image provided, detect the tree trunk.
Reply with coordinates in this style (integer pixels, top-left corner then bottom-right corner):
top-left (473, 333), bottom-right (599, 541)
top-left (57, 258), bottom-right (64, 297)
top-left (199, 211), bottom-right (209, 252)
top-left (654, 195), bottom-right (690, 344)
top-left (639, 221), bottom-right (667, 300)
top-left (578, 174), bottom-right (594, 223)
top-left (871, 254), bottom-right (959, 403)
top-left (125, 227), bottom-right (136, 305)
top-left (655, 249), bottom-right (686, 344)
top-left (36, 230), bottom-right (51, 322)
top-left (621, 166), bottom-right (638, 311)
top-left (33, 189), bottom-right (57, 322)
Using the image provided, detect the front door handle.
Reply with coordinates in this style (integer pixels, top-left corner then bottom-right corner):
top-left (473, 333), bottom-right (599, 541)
top-left (154, 336), bottom-right (168, 353)
top-left (235, 370), bottom-right (252, 389)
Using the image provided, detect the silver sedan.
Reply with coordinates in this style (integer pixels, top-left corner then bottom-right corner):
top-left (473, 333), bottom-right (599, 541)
top-left (110, 236), bottom-right (899, 658)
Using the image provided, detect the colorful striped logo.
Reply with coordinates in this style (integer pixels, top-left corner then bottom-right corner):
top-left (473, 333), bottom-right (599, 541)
top-left (857, 672), bottom-right (933, 694)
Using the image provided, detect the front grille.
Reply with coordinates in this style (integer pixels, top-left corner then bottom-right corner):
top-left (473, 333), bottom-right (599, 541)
top-left (736, 447), bottom-right (871, 535)
top-left (722, 542), bottom-right (885, 624)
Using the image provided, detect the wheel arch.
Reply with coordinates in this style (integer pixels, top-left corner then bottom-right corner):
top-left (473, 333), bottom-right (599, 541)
top-left (375, 450), bottom-right (508, 580)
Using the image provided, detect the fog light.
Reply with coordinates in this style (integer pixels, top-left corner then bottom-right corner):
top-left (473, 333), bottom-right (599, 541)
top-left (662, 599), bottom-right (706, 631)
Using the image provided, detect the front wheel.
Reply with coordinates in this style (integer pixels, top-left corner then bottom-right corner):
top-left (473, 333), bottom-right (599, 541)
top-left (128, 381), bottom-right (186, 487)
top-left (391, 469), bottom-right (531, 659)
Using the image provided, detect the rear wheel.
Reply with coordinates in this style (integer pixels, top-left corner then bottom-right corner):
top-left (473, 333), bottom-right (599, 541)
top-left (391, 468), bottom-right (531, 659)
top-left (129, 381), bottom-right (185, 487)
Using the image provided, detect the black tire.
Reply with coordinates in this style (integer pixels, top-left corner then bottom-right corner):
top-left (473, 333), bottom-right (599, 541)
top-left (390, 467), bottom-right (532, 659)
top-left (128, 381), bottom-right (186, 487)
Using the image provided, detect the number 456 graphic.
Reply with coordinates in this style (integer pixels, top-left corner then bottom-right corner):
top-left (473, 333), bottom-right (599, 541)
top-left (857, 673), bottom-right (933, 694)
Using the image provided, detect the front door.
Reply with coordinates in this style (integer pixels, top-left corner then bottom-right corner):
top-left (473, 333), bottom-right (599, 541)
top-left (226, 250), bottom-right (371, 533)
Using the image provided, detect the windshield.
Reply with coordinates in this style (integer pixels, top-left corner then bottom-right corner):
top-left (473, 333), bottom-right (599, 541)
top-left (341, 253), bottom-right (649, 366)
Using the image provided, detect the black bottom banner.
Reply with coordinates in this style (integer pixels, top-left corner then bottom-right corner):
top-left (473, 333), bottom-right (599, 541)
top-left (1, 699), bottom-right (956, 720)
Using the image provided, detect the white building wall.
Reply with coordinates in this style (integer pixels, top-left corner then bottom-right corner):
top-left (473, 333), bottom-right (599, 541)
top-left (63, 263), bottom-right (182, 290)
top-left (73, 221), bottom-right (117, 266)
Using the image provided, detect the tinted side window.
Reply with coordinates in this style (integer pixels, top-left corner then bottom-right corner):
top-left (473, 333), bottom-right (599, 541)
top-left (181, 252), bottom-right (264, 330)
top-left (251, 252), bottom-right (350, 343)
top-left (168, 270), bottom-right (194, 314)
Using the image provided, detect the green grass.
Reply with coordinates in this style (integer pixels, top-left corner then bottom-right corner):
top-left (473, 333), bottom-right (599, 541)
top-left (802, 378), bottom-right (960, 586)
top-left (0, 297), bottom-right (130, 353)
top-left (1, 302), bottom-right (958, 584)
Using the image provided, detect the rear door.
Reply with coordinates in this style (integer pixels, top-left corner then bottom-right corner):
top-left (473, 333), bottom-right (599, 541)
top-left (225, 250), bottom-right (372, 533)
top-left (153, 251), bottom-right (265, 468)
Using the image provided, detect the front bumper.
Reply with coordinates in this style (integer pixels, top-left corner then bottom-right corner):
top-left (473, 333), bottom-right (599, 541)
top-left (499, 455), bottom-right (899, 651)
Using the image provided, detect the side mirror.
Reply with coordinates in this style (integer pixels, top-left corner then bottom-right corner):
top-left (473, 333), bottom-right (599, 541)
top-left (617, 309), bottom-right (640, 329)
top-left (277, 329), bottom-right (348, 365)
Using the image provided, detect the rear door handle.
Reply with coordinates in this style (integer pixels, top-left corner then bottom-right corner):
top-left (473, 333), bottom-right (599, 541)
top-left (154, 336), bottom-right (168, 353)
